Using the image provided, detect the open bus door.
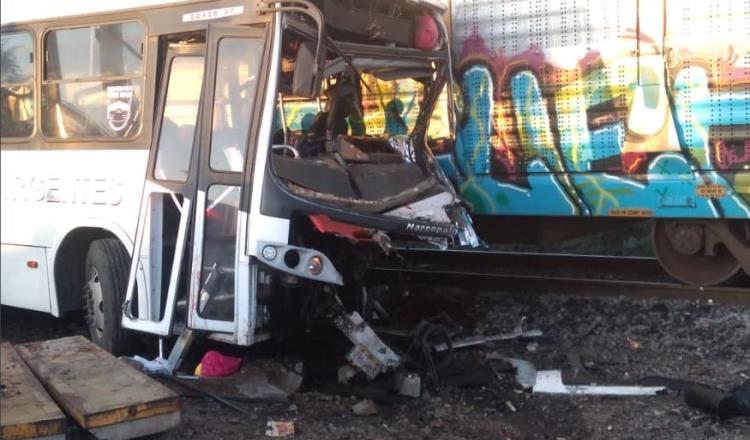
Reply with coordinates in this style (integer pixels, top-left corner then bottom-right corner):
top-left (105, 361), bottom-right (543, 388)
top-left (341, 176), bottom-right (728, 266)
top-left (122, 25), bottom-right (268, 350)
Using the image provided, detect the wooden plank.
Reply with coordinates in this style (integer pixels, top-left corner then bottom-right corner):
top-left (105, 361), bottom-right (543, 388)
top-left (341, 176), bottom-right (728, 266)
top-left (1, 342), bottom-right (66, 440)
top-left (15, 336), bottom-right (180, 432)
top-left (90, 411), bottom-right (181, 440)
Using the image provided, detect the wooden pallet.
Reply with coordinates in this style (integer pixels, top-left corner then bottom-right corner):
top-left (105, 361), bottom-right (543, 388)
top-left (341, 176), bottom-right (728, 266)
top-left (15, 336), bottom-right (180, 440)
top-left (1, 342), bottom-right (66, 440)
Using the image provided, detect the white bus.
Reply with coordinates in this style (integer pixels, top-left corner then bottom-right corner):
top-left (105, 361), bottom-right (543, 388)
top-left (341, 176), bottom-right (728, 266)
top-left (1, 0), bottom-right (474, 367)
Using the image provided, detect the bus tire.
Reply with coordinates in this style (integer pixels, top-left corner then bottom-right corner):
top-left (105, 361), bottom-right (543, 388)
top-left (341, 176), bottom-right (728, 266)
top-left (82, 238), bottom-right (131, 355)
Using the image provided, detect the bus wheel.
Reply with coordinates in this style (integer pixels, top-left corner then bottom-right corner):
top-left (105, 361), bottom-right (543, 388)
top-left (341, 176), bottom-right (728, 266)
top-left (83, 238), bottom-right (131, 355)
top-left (652, 220), bottom-right (742, 286)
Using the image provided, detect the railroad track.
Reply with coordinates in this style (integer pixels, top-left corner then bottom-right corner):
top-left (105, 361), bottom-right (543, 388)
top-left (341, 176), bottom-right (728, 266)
top-left (368, 249), bottom-right (750, 305)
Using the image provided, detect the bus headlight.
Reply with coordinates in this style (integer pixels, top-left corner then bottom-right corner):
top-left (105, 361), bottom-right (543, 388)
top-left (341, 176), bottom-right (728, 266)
top-left (262, 245), bottom-right (277, 261)
top-left (307, 255), bottom-right (324, 275)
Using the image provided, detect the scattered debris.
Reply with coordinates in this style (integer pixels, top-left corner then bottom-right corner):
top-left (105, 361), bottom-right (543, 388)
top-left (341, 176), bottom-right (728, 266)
top-left (394, 372), bottom-right (421, 398)
top-left (337, 365), bottom-right (357, 385)
top-left (684, 384), bottom-right (738, 419)
top-left (129, 355), bottom-right (171, 375)
top-left (319, 383), bottom-right (404, 405)
top-left (626, 337), bottom-right (641, 351)
top-left (526, 342), bottom-right (539, 353)
top-left (640, 376), bottom-right (750, 419)
top-left (334, 311), bottom-right (401, 379)
top-left (157, 374), bottom-right (253, 414)
top-left (265, 420), bottom-right (295, 437)
top-left (433, 317), bottom-right (542, 353)
top-left (504, 400), bottom-right (517, 412)
top-left (441, 362), bottom-right (496, 388)
top-left (264, 361), bottom-right (304, 395)
top-left (351, 399), bottom-right (378, 416)
top-left (234, 371), bottom-right (289, 403)
top-left (195, 351), bottom-right (243, 378)
top-left (487, 355), bottom-right (537, 390)
top-left (533, 370), bottom-right (664, 396)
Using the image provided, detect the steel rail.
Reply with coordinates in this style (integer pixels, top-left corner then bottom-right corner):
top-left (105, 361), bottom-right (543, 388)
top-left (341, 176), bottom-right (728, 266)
top-left (393, 248), bottom-right (663, 273)
top-left (368, 251), bottom-right (750, 305)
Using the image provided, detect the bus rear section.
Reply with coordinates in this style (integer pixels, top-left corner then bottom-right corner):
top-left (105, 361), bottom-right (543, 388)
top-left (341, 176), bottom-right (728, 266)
top-left (437, 0), bottom-right (750, 286)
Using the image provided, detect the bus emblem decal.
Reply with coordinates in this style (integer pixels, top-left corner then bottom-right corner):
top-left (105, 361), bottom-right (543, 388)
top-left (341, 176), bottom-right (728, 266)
top-left (106, 85), bottom-right (134, 132)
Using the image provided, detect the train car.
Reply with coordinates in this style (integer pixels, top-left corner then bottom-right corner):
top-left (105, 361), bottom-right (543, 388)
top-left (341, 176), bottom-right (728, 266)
top-left (436, 0), bottom-right (750, 286)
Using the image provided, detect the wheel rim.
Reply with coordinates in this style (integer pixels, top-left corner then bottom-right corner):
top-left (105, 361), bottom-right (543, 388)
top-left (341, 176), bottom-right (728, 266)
top-left (652, 220), bottom-right (742, 286)
top-left (86, 269), bottom-right (106, 341)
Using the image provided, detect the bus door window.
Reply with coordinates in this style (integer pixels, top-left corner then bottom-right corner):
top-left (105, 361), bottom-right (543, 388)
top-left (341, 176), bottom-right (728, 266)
top-left (198, 185), bottom-right (239, 321)
top-left (154, 56), bottom-right (205, 182)
top-left (208, 38), bottom-right (264, 172)
top-left (194, 31), bottom-right (265, 325)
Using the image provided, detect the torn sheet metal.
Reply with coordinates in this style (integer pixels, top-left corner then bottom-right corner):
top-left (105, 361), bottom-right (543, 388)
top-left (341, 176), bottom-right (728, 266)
top-left (433, 316), bottom-right (543, 352)
top-left (385, 191), bottom-right (454, 224)
top-left (446, 203), bottom-right (481, 247)
top-left (334, 311), bottom-right (401, 379)
top-left (533, 370), bottom-right (665, 396)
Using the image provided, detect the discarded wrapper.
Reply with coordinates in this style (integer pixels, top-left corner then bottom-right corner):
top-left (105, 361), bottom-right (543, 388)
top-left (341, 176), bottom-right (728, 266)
top-left (266, 420), bottom-right (295, 437)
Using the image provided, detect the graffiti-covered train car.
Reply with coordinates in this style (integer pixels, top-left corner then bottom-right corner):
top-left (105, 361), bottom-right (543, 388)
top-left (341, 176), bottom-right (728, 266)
top-left (437, 0), bottom-right (750, 286)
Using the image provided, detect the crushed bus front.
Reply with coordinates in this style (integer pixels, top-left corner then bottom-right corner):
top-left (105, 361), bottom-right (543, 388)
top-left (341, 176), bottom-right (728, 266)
top-left (119, 0), bottom-right (476, 375)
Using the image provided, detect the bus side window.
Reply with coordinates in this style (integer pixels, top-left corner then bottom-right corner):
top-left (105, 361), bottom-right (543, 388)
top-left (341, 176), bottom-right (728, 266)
top-left (41, 22), bottom-right (144, 140)
top-left (1, 31), bottom-right (35, 140)
top-left (154, 56), bottom-right (205, 182)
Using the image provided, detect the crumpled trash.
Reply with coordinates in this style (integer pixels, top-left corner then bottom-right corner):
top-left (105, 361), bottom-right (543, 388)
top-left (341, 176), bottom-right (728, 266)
top-left (129, 355), bottom-right (171, 375)
top-left (195, 351), bottom-right (242, 378)
top-left (265, 420), bottom-right (295, 437)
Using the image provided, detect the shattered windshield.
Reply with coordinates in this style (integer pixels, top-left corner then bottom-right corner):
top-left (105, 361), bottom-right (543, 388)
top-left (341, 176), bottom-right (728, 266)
top-left (274, 73), bottom-right (427, 139)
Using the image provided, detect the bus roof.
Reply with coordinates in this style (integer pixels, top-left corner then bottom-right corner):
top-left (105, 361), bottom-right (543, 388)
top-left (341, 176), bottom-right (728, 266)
top-left (0, 0), bottom-right (200, 25)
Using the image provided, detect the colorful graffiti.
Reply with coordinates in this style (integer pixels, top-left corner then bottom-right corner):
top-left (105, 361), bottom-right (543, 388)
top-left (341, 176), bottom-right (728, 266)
top-left (440, 0), bottom-right (750, 218)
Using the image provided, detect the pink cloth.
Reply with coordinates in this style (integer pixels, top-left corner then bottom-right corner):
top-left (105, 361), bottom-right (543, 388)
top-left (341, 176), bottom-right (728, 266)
top-left (199, 350), bottom-right (242, 377)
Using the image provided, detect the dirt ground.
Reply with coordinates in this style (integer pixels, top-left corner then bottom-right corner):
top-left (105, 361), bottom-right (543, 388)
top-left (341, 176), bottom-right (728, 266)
top-left (2, 286), bottom-right (749, 440)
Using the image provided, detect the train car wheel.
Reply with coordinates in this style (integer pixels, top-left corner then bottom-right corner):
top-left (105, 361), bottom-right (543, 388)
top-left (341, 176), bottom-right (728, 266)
top-left (652, 220), bottom-right (742, 286)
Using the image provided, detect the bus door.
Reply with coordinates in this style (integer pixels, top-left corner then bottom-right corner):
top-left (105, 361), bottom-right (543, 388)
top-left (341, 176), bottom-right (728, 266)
top-left (122, 25), bottom-right (267, 345)
top-left (185, 25), bottom-right (267, 344)
top-left (122, 42), bottom-right (206, 336)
